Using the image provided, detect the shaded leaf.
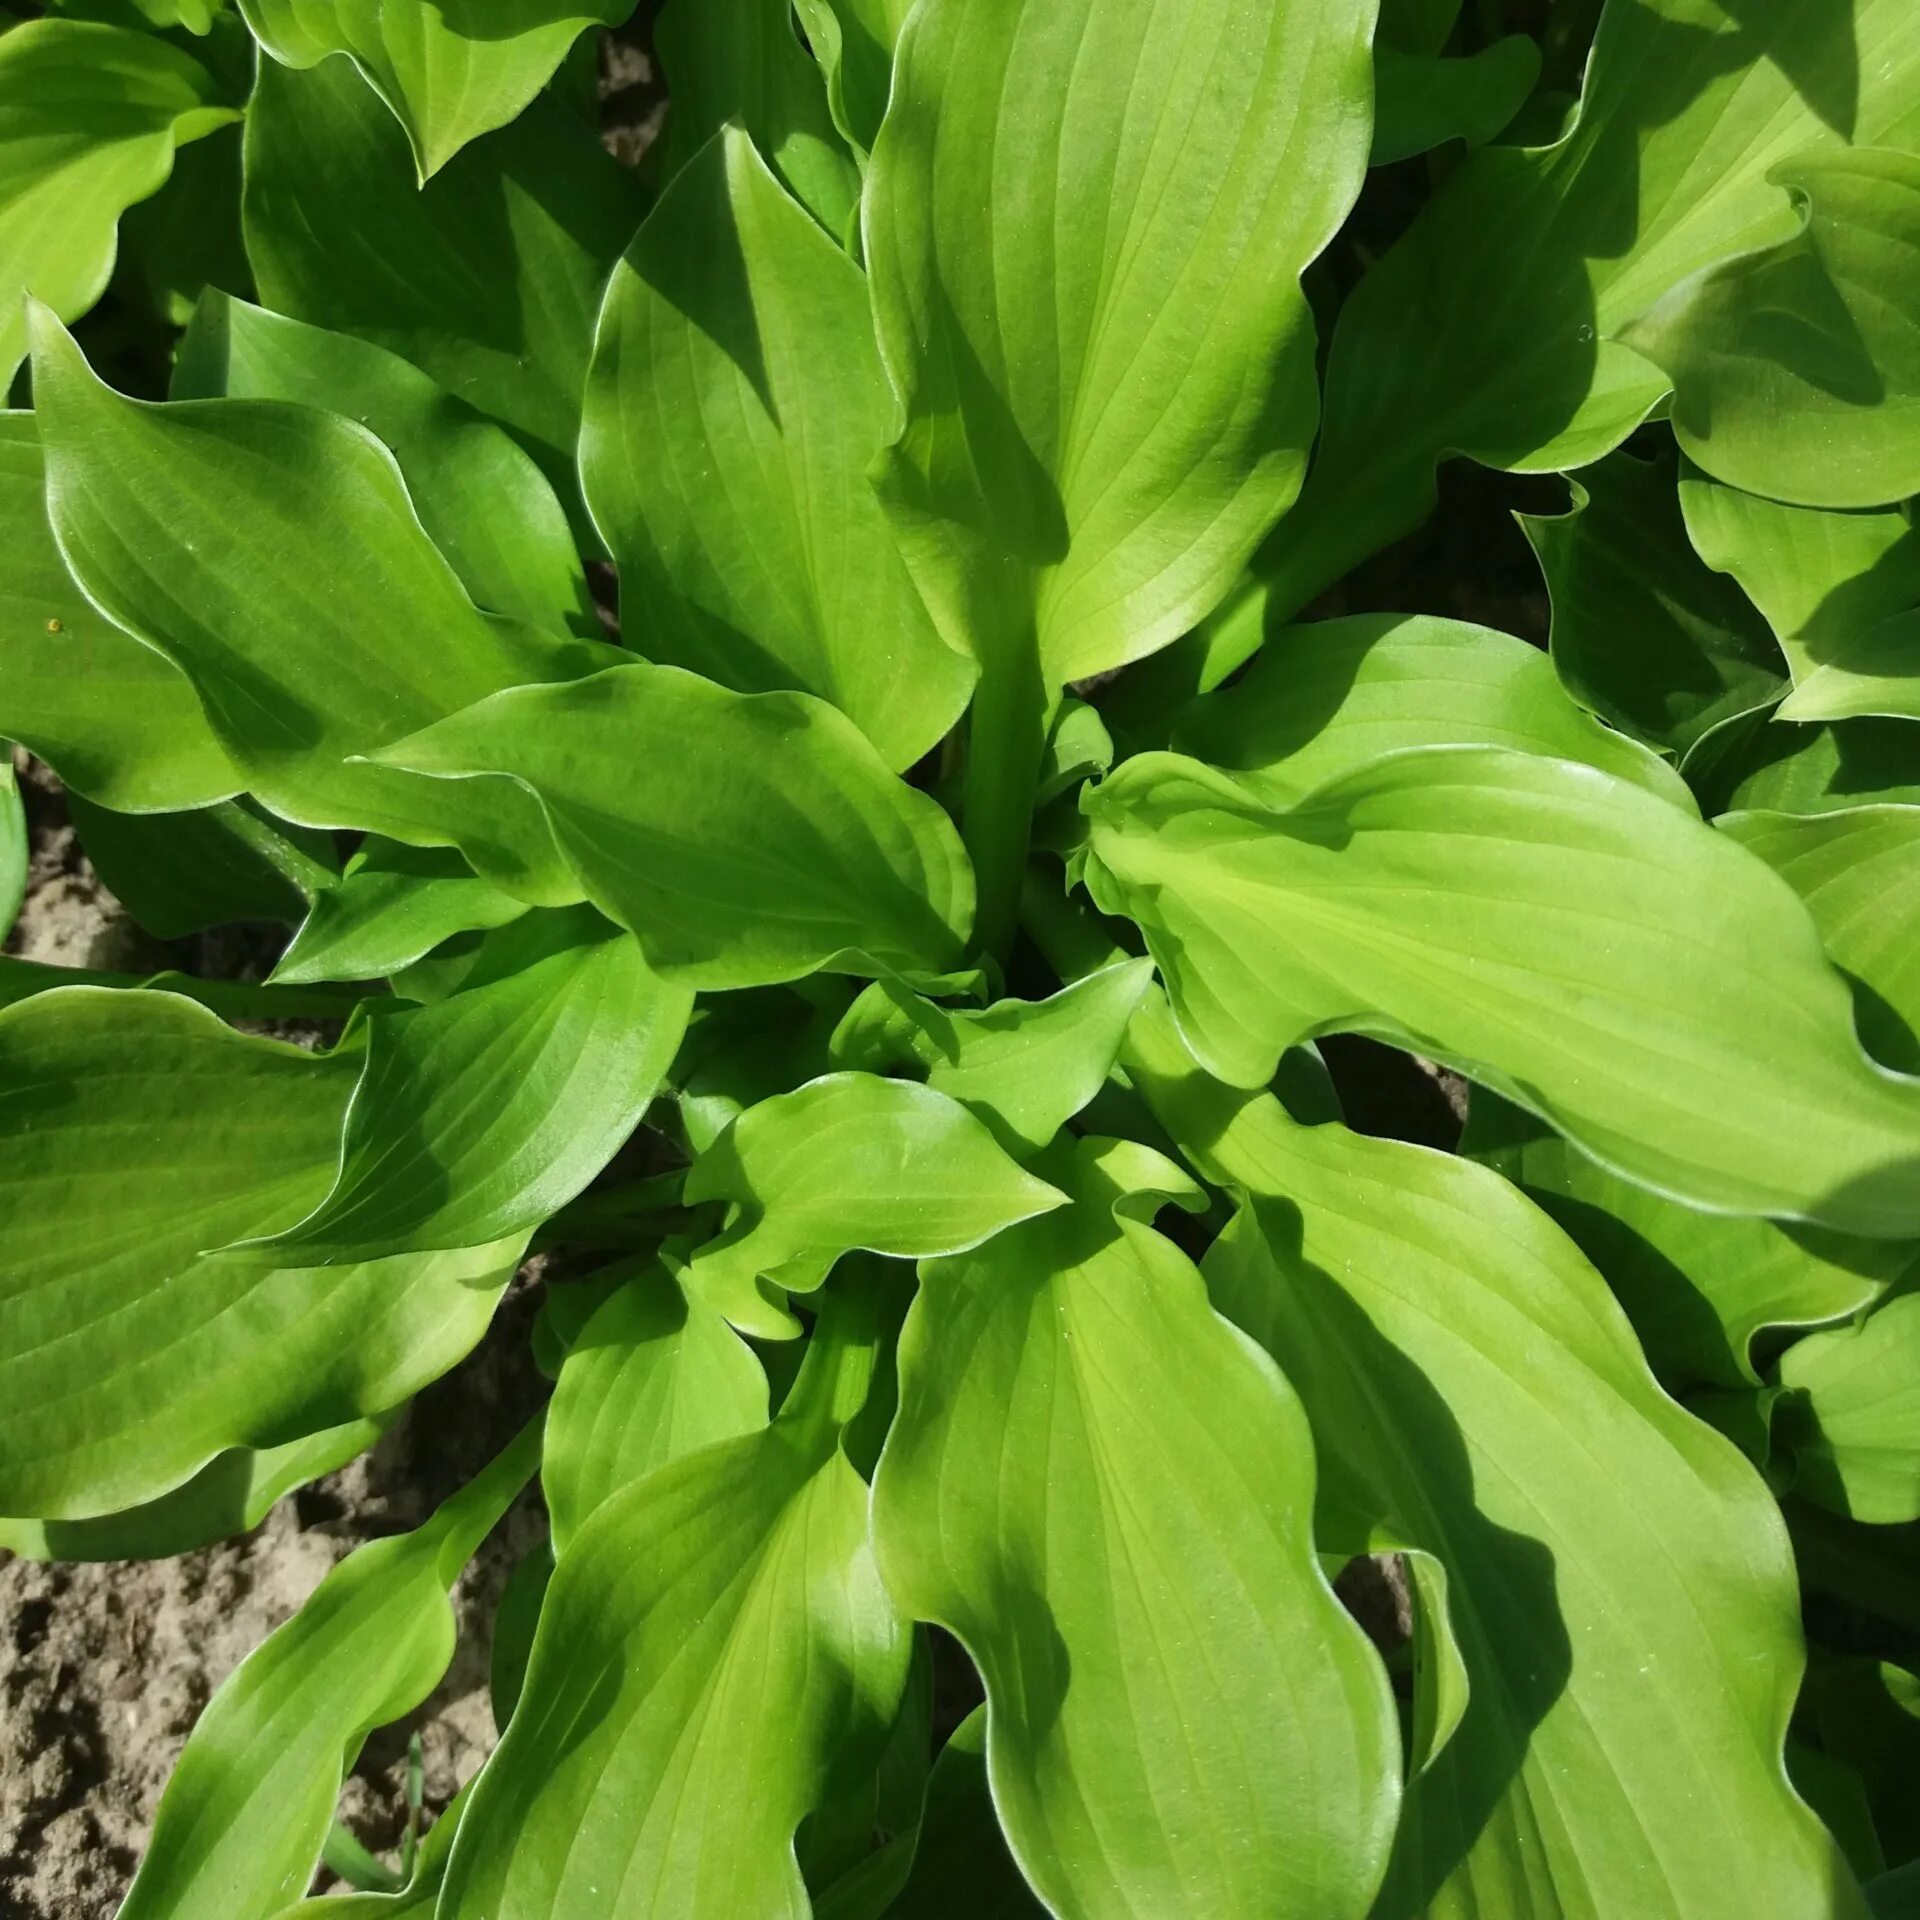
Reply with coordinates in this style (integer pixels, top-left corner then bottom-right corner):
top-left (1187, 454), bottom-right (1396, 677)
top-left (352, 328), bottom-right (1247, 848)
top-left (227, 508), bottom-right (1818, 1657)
top-left (1781, 1291), bottom-right (1920, 1522)
top-left (791, 0), bottom-right (907, 157)
top-left (1370, 38), bottom-right (1539, 167)
top-left (1713, 716), bottom-right (1920, 816)
top-left (1784, 610), bottom-right (1920, 724)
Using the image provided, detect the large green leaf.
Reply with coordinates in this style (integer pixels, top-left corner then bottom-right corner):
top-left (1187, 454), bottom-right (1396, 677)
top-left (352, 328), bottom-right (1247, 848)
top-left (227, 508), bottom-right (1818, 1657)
top-left (582, 126), bottom-right (971, 771)
top-left (1120, 996), bottom-right (1865, 1920)
top-left (1249, 0), bottom-right (1920, 625)
top-left (0, 411), bottom-right (235, 811)
top-left (1518, 450), bottom-right (1787, 760)
top-left (683, 1071), bottom-right (1064, 1337)
top-left (119, 1420), bottom-right (539, 1920)
top-left (1781, 1292), bottom-right (1920, 1523)
top-left (1628, 150), bottom-right (1920, 510)
top-left (653, 0), bottom-right (859, 235)
top-left (0, 987), bottom-right (525, 1518)
top-left (438, 1283), bottom-right (910, 1920)
top-left (374, 664), bottom-right (975, 985)
top-left (863, 0), bottom-right (1374, 941)
top-left (791, 0), bottom-right (908, 157)
top-left (1084, 745), bottom-right (1920, 1235)
top-left (174, 291), bottom-right (595, 640)
top-left (1784, 611), bottom-right (1920, 725)
top-left (239, 0), bottom-right (628, 178)
top-left (1719, 806), bottom-right (1920, 1073)
top-left (872, 1132), bottom-right (1401, 1918)
top-left (1714, 716), bottom-right (1920, 816)
top-left (235, 915), bottom-right (690, 1262)
top-left (29, 308), bottom-right (609, 903)
top-left (0, 16), bottom-right (237, 387)
top-left (242, 50), bottom-right (643, 503)
top-left (1172, 610), bottom-right (1695, 805)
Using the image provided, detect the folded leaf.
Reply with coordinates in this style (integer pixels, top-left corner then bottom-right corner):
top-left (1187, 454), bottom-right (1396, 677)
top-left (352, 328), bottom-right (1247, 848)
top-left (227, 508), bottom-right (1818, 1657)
top-left (581, 125), bottom-right (972, 771)
top-left (0, 17), bottom-right (237, 386)
top-left (829, 960), bottom-right (1154, 1156)
top-left (30, 309), bottom-right (610, 903)
top-left (1085, 745), bottom-right (1920, 1235)
top-left (1628, 150), bottom-right (1920, 510)
top-left (872, 1133), bottom-right (1402, 1918)
top-left (0, 411), bottom-right (235, 811)
top-left (119, 1419), bottom-right (539, 1920)
top-left (791, 0), bottom-right (908, 157)
top-left (1715, 716), bottom-right (1920, 816)
top-left (1370, 38), bottom-right (1539, 167)
top-left (0, 987), bottom-right (526, 1517)
top-left (1781, 1292), bottom-right (1920, 1523)
top-left (1123, 998), bottom-right (1866, 1920)
top-left (542, 1257), bottom-right (768, 1550)
top-left (1783, 611), bottom-right (1920, 724)
top-left (439, 1284), bottom-right (910, 1920)
top-left (683, 1072), bottom-right (1065, 1337)
top-left (175, 290), bottom-right (596, 640)
top-left (375, 663), bottom-right (975, 985)
top-left (242, 51), bottom-right (643, 502)
top-left (0, 762), bottom-right (23, 944)
top-left (240, 0), bottom-right (628, 178)
top-left (1173, 610), bottom-right (1696, 804)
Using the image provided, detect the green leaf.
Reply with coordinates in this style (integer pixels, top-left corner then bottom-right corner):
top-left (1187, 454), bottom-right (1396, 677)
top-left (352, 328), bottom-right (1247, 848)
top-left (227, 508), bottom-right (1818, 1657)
top-left (1084, 745), bottom-right (1920, 1235)
top-left (791, 0), bottom-right (908, 158)
top-left (0, 412), bottom-right (236, 812)
top-left (174, 290), bottom-right (596, 641)
top-left (273, 839), bottom-right (529, 987)
top-left (1250, 0), bottom-right (1920, 622)
top-left (119, 1419), bottom-right (538, 1920)
top-left (683, 1072), bottom-right (1064, 1338)
top-left (1808, 1658), bottom-right (1920, 1870)
top-left (0, 760), bottom-right (24, 945)
top-left (581, 125), bottom-right (972, 771)
top-left (1784, 610), bottom-right (1920, 724)
top-left (1518, 450), bottom-right (1787, 760)
top-left (1122, 997), bottom-right (1866, 1920)
top-left (0, 954), bottom-right (363, 1022)
top-left (1781, 1291), bottom-right (1920, 1522)
top-left (1370, 38), bottom-right (1540, 168)
top-left (828, 959), bottom-right (1153, 1156)
top-left (1173, 609), bottom-right (1696, 805)
top-left (1714, 716), bottom-right (1920, 816)
top-left (542, 1256), bottom-right (768, 1550)
top-left (0, 986), bottom-right (526, 1518)
top-left (0, 17), bottom-right (238, 388)
top-left (872, 1132), bottom-right (1402, 1918)
top-left (374, 663), bottom-right (975, 986)
top-left (1719, 806), bottom-right (1920, 1073)
top-left (239, 0), bottom-right (629, 178)
top-left (1464, 1090), bottom-right (1908, 1387)
top-left (438, 1282), bottom-right (911, 1920)
top-left (653, 0), bottom-right (858, 237)
top-left (237, 915), bottom-right (690, 1262)
top-left (29, 308), bottom-right (609, 904)
top-left (669, 986), bottom-right (843, 1156)
top-left (242, 50), bottom-right (644, 504)
top-left (1627, 150), bottom-right (1920, 510)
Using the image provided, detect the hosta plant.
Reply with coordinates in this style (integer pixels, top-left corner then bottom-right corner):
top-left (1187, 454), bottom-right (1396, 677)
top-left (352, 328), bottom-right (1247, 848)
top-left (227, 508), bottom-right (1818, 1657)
top-left (5, 0), bottom-right (1920, 1915)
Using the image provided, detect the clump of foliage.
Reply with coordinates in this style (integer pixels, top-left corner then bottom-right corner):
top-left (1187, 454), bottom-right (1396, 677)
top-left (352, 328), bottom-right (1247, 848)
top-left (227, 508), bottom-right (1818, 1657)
top-left (4, 0), bottom-right (1920, 1915)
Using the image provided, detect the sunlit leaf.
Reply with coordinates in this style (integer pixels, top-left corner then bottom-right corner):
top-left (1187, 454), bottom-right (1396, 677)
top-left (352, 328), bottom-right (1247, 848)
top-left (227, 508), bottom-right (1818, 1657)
top-left (1783, 611), bottom-right (1920, 725)
top-left (1781, 1291), bottom-right (1920, 1523)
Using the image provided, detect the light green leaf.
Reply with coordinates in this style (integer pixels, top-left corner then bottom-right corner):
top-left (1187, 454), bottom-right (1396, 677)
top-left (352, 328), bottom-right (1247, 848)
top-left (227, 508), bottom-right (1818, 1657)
top-left (1084, 745), bottom-right (1920, 1235)
top-left (0, 987), bottom-right (527, 1518)
top-left (1518, 450), bottom-right (1787, 760)
top-left (872, 1132), bottom-right (1402, 1919)
top-left (543, 1257), bottom-right (768, 1551)
top-left (1036, 698), bottom-right (1114, 804)
top-left (0, 954), bottom-right (363, 1023)
top-left (683, 1072), bottom-right (1064, 1337)
top-left (1628, 150), bottom-right (1920, 510)
top-left (1714, 716), bottom-right (1920, 816)
top-left (582, 126), bottom-right (972, 771)
top-left (669, 986), bottom-right (843, 1157)
top-left (1370, 38), bottom-right (1539, 168)
top-left (242, 51), bottom-right (644, 504)
top-left (0, 412), bottom-right (235, 812)
top-left (1250, 0), bottom-right (1920, 623)
top-left (1122, 996), bottom-right (1865, 1920)
top-left (1719, 805), bottom-right (1920, 1073)
top-left (653, 0), bottom-right (858, 236)
top-left (1781, 1291), bottom-right (1920, 1522)
top-left (828, 959), bottom-right (1153, 1156)
top-left (174, 291), bottom-right (596, 641)
top-left (239, 0), bottom-right (628, 178)
top-left (0, 17), bottom-right (237, 388)
top-left (1173, 610), bottom-right (1695, 805)
top-left (119, 1420), bottom-right (539, 1920)
top-left (238, 915), bottom-right (689, 1262)
top-left (791, 0), bottom-right (908, 158)
top-left (0, 760), bottom-right (24, 944)
top-left (374, 663), bottom-right (975, 987)
top-left (1784, 611), bottom-right (1920, 724)
top-left (438, 1283), bottom-right (910, 1920)
top-left (29, 308), bottom-right (611, 904)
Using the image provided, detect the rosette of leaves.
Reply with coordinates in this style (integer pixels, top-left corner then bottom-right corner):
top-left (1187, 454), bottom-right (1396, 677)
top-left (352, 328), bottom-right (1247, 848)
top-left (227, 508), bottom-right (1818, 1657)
top-left (4, 1), bottom-right (1920, 1916)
